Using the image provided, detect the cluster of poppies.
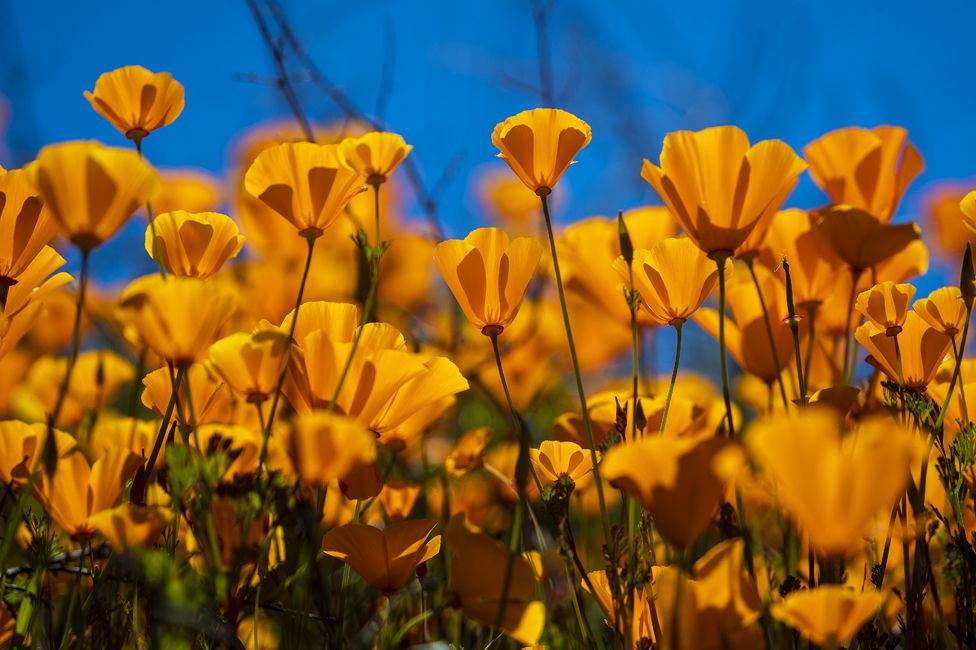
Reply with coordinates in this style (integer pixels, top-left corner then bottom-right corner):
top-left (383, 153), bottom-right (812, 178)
top-left (1, 64), bottom-right (975, 649)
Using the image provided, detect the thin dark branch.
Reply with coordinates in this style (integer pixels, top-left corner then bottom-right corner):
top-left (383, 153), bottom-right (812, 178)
top-left (242, 599), bottom-right (336, 624)
top-left (263, 0), bottom-right (447, 240)
top-left (5, 544), bottom-right (110, 578)
top-left (532, 0), bottom-right (555, 106)
top-left (246, 0), bottom-right (316, 143)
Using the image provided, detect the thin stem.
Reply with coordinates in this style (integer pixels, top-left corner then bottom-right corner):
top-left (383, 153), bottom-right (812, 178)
top-left (489, 332), bottom-right (543, 494)
top-left (714, 253), bottom-right (736, 438)
top-left (539, 191), bottom-right (611, 542)
top-left (952, 333), bottom-right (971, 424)
top-left (659, 321), bottom-right (683, 433)
top-left (875, 503), bottom-right (898, 589)
top-left (262, 235), bottom-right (316, 438)
top-left (48, 249), bottom-right (91, 431)
top-left (745, 258), bottom-right (789, 408)
top-left (782, 258), bottom-right (806, 403)
top-left (134, 138), bottom-right (168, 278)
top-left (936, 312), bottom-right (973, 430)
top-left (842, 268), bottom-right (864, 384)
top-left (140, 364), bottom-right (187, 502)
top-left (803, 305), bottom-right (817, 387)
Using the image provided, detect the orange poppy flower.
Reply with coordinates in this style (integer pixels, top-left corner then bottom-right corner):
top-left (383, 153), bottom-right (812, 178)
top-left (84, 65), bottom-right (185, 141)
top-left (445, 427), bottom-right (491, 477)
top-left (771, 586), bottom-right (885, 646)
top-left (804, 126), bottom-right (923, 223)
top-left (153, 169), bottom-right (221, 214)
top-left (379, 480), bottom-right (421, 519)
top-left (641, 126), bottom-right (806, 255)
top-left (747, 409), bottom-right (921, 556)
top-left (337, 131), bottom-right (412, 184)
top-left (89, 503), bottom-right (171, 552)
top-left (855, 281), bottom-right (915, 335)
top-left (445, 514), bottom-right (545, 644)
top-left (433, 227), bottom-right (542, 335)
top-left (529, 440), bottom-right (593, 486)
top-left (913, 286), bottom-right (968, 337)
top-left (26, 141), bottom-right (160, 251)
top-left (613, 237), bottom-right (721, 326)
top-left (962, 190), bottom-right (976, 233)
top-left (34, 447), bottom-right (143, 539)
top-left (322, 518), bottom-right (440, 592)
top-left (492, 108), bottom-right (591, 194)
top-left (601, 435), bottom-right (730, 547)
top-left (814, 206), bottom-right (920, 273)
top-left (117, 275), bottom-right (236, 366)
top-left (855, 312), bottom-right (951, 388)
top-left (146, 210), bottom-right (244, 278)
top-left (20, 350), bottom-right (134, 427)
top-left (243, 142), bottom-right (365, 239)
top-left (558, 208), bottom-right (677, 322)
top-left (290, 411), bottom-right (376, 488)
top-left (141, 363), bottom-right (232, 426)
top-left (476, 166), bottom-right (542, 229)
top-left (0, 421), bottom-right (74, 489)
top-left (0, 168), bottom-right (57, 287)
top-left (756, 208), bottom-right (844, 311)
top-left (208, 326), bottom-right (291, 404)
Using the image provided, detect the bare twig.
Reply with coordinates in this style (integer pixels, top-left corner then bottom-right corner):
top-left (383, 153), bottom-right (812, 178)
top-left (260, 0), bottom-right (448, 240)
top-left (375, 18), bottom-right (396, 122)
top-left (531, 0), bottom-right (556, 106)
top-left (246, 0), bottom-right (316, 143)
top-left (5, 545), bottom-right (110, 578)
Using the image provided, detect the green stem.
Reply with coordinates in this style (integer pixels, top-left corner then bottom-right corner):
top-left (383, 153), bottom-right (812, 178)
top-left (140, 364), bottom-right (187, 501)
top-left (842, 268), bottom-right (864, 384)
top-left (936, 311), bottom-right (973, 430)
top-left (48, 248), bottom-right (90, 431)
top-left (263, 234), bottom-right (317, 437)
top-left (659, 321), bottom-right (683, 433)
top-left (745, 258), bottom-right (789, 408)
top-left (134, 138), bottom-right (168, 279)
top-left (803, 305), bottom-right (817, 388)
top-left (782, 258), bottom-right (806, 403)
top-left (538, 191), bottom-right (611, 541)
top-left (714, 253), bottom-right (736, 438)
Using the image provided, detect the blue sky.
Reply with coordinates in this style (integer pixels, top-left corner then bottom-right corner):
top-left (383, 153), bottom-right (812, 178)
top-left (3, 0), bottom-right (975, 289)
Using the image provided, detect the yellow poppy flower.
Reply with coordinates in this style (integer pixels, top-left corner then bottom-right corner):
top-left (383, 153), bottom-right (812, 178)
top-left (477, 166), bottom-right (542, 230)
top-left (445, 427), bottom-right (491, 477)
top-left (492, 108), bottom-right (591, 194)
top-left (855, 281), bottom-right (915, 335)
top-left (920, 183), bottom-right (975, 258)
top-left (243, 142), bottom-right (365, 238)
top-left (379, 480), bottom-right (421, 519)
top-left (962, 190), bottom-right (976, 233)
top-left (815, 205), bottom-right (920, 272)
top-left (804, 126), bottom-right (923, 223)
top-left (146, 210), bottom-right (244, 278)
top-left (912, 286), bottom-right (968, 337)
top-left (153, 168), bottom-right (221, 214)
top-left (26, 288), bottom-right (86, 352)
top-left (771, 586), bottom-right (885, 646)
top-left (613, 237), bottom-right (720, 326)
top-left (641, 126), bottom-right (806, 255)
top-left (322, 518), bottom-right (440, 592)
top-left (290, 411), bottom-right (376, 488)
top-left (19, 350), bottom-right (134, 427)
top-left (26, 141), bottom-right (159, 251)
top-left (84, 65), bottom-right (185, 141)
top-left (142, 363), bottom-right (232, 426)
top-left (89, 503), bottom-right (171, 552)
top-left (0, 421), bottom-right (74, 489)
top-left (756, 208), bottom-right (844, 311)
top-left (558, 208), bottom-right (677, 322)
top-left (433, 227), bottom-right (542, 335)
top-left (34, 447), bottom-right (143, 539)
top-left (208, 326), bottom-right (290, 404)
top-left (529, 440), bottom-right (593, 486)
top-left (87, 417), bottom-right (158, 460)
top-left (855, 312), bottom-right (951, 388)
top-left (0, 246), bottom-right (71, 361)
top-left (445, 514), bottom-right (545, 645)
top-left (337, 131), bottom-right (412, 184)
top-left (602, 435), bottom-right (730, 547)
top-left (117, 275), bottom-right (236, 365)
top-left (0, 168), bottom-right (57, 287)
top-left (746, 408), bottom-right (921, 556)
